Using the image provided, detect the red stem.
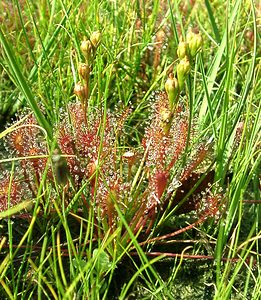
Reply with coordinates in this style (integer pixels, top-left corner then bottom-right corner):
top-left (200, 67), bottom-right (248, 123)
top-left (139, 216), bottom-right (206, 246)
top-left (130, 252), bottom-right (257, 265)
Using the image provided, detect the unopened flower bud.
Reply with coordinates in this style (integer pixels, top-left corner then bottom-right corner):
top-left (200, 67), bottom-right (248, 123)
top-left (90, 31), bottom-right (101, 48)
top-left (177, 56), bottom-right (190, 90)
top-left (74, 82), bottom-right (88, 103)
top-left (186, 29), bottom-right (195, 44)
top-left (52, 149), bottom-right (68, 185)
top-left (186, 30), bottom-right (202, 58)
top-left (80, 39), bottom-right (92, 60)
top-left (165, 73), bottom-right (179, 111)
top-left (122, 151), bottom-right (135, 163)
top-left (78, 63), bottom-right (90, 81)
top-left (177, 41), bottom-right (188, 59)
top-left (160, 108), bottom-right (174, 134)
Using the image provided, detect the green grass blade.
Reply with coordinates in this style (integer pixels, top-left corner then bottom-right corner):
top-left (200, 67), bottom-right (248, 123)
top-left (204, 0), bottom-right (221, 43)
top-left (0, 28), bottom-right (52, 138)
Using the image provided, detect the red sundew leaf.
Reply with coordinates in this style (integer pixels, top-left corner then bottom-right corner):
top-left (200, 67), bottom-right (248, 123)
top-left (167, 171), bottom-right (215, 214)
top-left (155, 171), bottom-right (169, 199)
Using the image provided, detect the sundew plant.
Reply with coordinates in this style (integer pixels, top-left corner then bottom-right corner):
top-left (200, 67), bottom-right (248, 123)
top-left (0, 0), bottom-right (260, 299)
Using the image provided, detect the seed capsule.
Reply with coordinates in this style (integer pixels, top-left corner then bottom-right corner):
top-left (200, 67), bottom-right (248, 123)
top-left (90, 31), bottom-right (101, 48)
top-left (165, 73), bottom-right (179, 111)
top-left (78, 63), bottom-right (90, 81)
top-left (186, 30), bottom-right (202, 58)
top-left (74, 82), bottom-right (88, 103)
top-left (177, 41), bottom-right (188, 59)
top-left (80, 39), bottom-right (92, 60)
top-left (177, 56), bottom-right (191, 90)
